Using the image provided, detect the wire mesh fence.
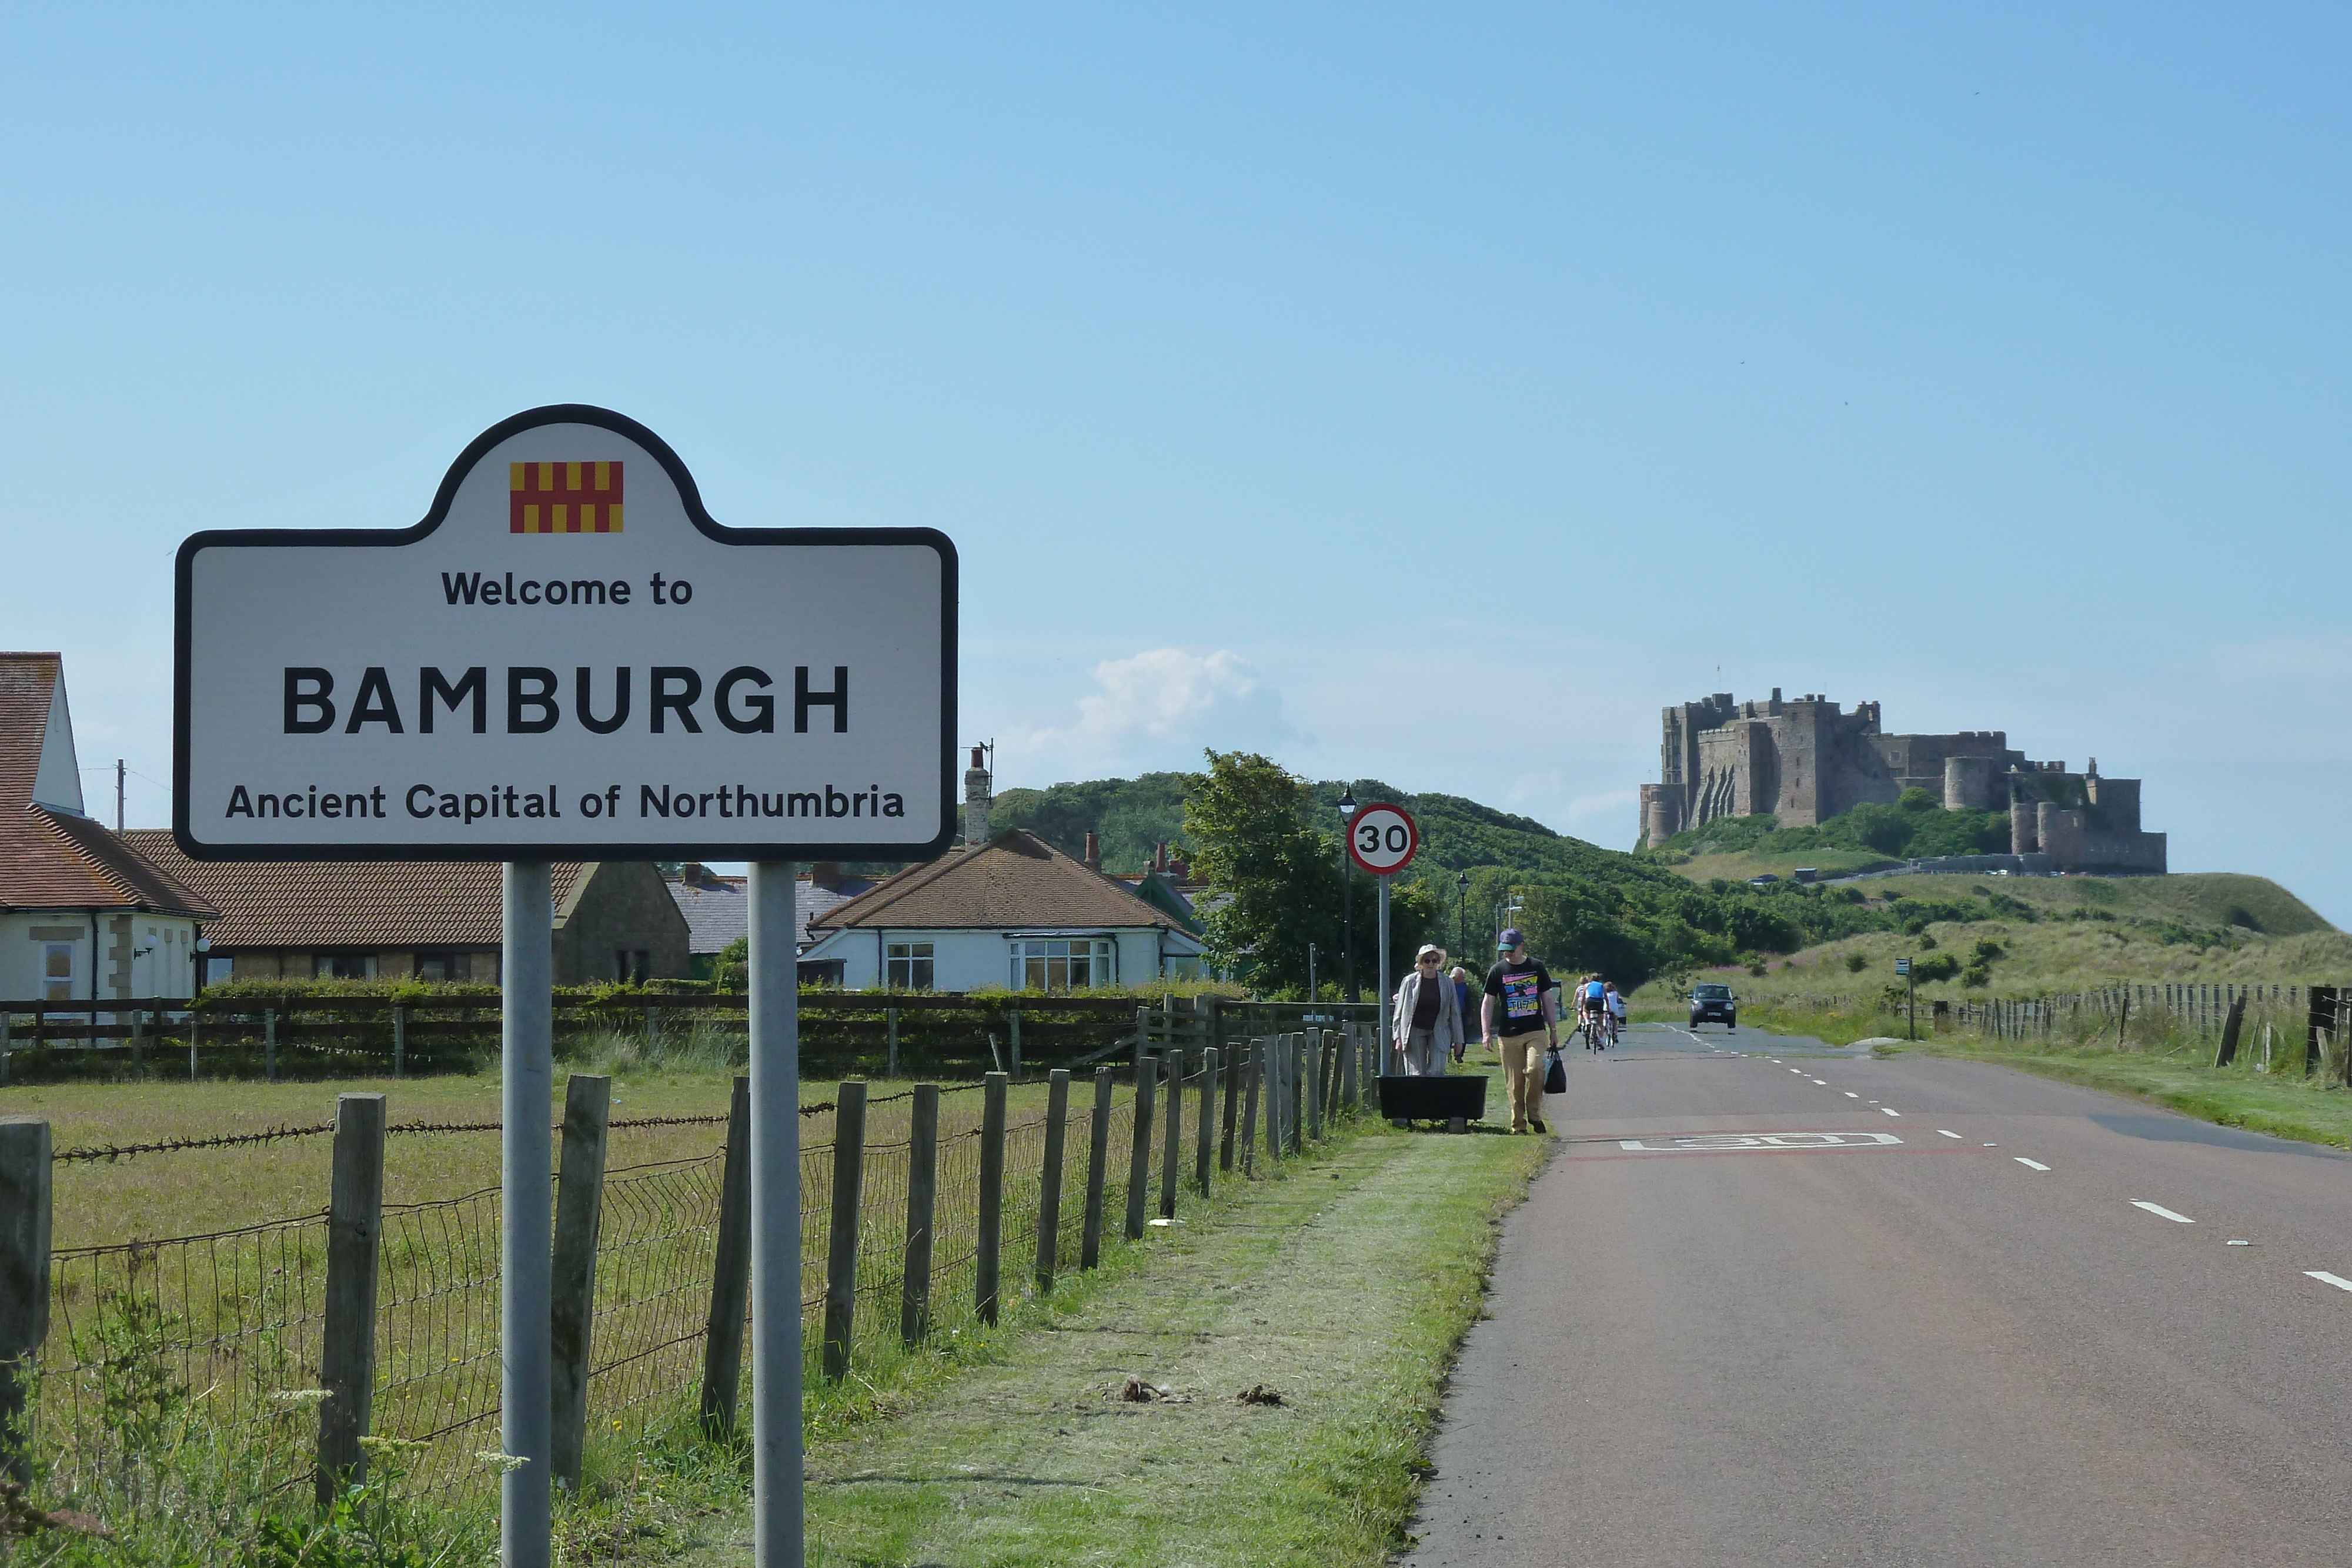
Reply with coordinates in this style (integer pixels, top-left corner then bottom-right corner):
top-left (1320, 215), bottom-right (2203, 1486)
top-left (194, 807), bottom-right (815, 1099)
top-left (16, 1042), bottom-right (1361, 1524)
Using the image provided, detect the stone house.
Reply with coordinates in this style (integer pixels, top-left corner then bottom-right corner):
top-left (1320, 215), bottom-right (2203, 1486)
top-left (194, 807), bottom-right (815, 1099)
top-left (799, 828), bottom-right (1205, 992)
top-left (665, 862), bottom-right (880, 981)
top-left (1, 654), bottom-right (216, 1001)
top-left (128, 835), bottom-right (691, 987)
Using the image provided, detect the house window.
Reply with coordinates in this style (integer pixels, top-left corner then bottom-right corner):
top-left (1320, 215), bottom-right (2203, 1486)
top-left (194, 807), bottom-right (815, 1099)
top-left (42, 942), bottom-right (74, 1003)
top-left (415, 952), bottom-right (465, 982)
top-left (886, 942), bottom-right (934, 990)
top-left (1010, 938), bottom-right (1115, 992)
top-left (313, 954), bottom-right (377, 980)
top-left (203, 957), bottom-right (235, 988)
top-left (614, 949), bottom-right (649, 984)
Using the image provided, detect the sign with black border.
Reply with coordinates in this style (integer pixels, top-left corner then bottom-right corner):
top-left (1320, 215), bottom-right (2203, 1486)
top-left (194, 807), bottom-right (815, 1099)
top-left (174, 404), bottom-right (957, 861)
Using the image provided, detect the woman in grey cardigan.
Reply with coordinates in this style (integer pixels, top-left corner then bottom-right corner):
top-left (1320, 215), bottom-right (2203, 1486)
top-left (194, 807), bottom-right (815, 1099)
top-left (1392, 944), bottom-right (1464, 1075)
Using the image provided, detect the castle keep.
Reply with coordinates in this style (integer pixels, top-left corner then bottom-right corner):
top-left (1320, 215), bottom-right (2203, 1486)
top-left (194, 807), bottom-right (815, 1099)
top-left (1639, 689), bottom-right (2166, 873)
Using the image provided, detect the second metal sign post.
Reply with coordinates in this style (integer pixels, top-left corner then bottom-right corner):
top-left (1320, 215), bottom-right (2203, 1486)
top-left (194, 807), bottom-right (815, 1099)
top-left (1347, 804), bottom-right (1419, 1068)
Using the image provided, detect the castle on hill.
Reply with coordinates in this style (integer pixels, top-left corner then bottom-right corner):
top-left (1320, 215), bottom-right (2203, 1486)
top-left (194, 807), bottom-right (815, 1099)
top-left (1638, 688), bottom-right (2166, 874)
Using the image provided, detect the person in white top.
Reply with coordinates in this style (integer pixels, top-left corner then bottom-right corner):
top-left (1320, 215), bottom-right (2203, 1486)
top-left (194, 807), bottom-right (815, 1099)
top-left (1605, 982), bottom-right (1627, 1045)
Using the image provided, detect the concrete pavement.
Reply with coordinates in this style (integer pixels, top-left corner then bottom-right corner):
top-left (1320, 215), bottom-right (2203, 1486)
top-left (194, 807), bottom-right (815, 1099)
top-left (1401, 1023), bottom-right (2352, 1567)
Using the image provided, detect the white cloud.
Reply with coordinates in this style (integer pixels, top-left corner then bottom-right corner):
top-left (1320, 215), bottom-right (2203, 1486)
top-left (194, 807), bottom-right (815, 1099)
top-left (1009, 648), bottom-right (1302, 774)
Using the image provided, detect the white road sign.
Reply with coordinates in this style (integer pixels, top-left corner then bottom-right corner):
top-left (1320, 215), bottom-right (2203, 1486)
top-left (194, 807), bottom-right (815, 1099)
top-left (1346, 801), bottom-right (1419, 876)
top-left (175, 405), bottom-right (956, 860)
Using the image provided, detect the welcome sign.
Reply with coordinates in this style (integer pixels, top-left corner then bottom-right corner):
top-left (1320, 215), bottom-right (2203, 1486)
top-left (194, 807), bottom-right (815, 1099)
top-left (175, 404), bottom-right (957, 860)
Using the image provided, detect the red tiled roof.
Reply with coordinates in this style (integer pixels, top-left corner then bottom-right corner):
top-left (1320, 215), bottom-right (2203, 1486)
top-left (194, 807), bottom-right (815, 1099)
top-left (0, 809), bottom-right (216, 918)
top-left (0, 653), bottom-right (63, 810)
top-left (126, 831), bottom-right (591, 948)
top-left (810, 829), bottom-right (1185, 934)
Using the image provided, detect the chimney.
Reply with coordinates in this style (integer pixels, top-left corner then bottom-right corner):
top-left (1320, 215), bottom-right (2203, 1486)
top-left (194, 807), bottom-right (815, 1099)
top-left (1083, 831), bottom-right (1100, 872)
top-left (963, 745), bottom-right (991, 844)
top-left (1154, 840), bottom-right (1167, 871)
top-left (810, 861), bottom-right (841, 891)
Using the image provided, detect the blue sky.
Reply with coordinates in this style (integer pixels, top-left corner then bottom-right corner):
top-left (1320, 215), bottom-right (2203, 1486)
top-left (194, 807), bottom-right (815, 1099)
top-left (8, 5), bottom-right (2350, 918)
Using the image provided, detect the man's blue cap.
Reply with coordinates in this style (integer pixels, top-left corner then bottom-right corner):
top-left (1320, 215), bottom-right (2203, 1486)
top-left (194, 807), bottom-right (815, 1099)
top-left (1497, 928), bottom-right (1525, 951)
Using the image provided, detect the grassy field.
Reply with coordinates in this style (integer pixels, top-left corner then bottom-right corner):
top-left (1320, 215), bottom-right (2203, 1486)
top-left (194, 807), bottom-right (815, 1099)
top-left (678, 1086), bottom-right (1548, 1567)
top-left (1625, 872), bottom-right (2349, 1020)
top-left (4, 1034), bottom-right (1081, 1248)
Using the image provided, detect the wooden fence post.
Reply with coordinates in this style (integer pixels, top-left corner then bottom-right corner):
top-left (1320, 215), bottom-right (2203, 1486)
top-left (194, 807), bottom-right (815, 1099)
top-left (900, 1082), bottom-right (940, 1342)
top-left (977, 1071), bottom-right (1008, 1323)
top-left (1134, 1006), bottom-right (1148, 1074)
top-left (1035, 1068), bottom-right (1070, 1295)
top-left (822, 1080), bottom-right (868, 1379)
top-left (885, 1007), bottom-right (898, 1078)
top-left (186, 1007), bottom-right (196, 1081)
top-left (1240, 1044), bottom-right (1261, 1178)
top-left (265, 1007), bottom-right (277, 1081)
top-left (392, 1004), bottom-right (406, 1078)
top-left (1008, 1010), bottom-right (1022, 1082)
top-left (315, 1092), bottom-right (387, 1505)
top-left (699, 1076), bottom-right (753, 1434)
top-left (1159, 1053), bottom-right (1184, 1219)
top-left (1081, 1068), bottom-right (1113, 1269)
top-left (1306, 1034), bottom-right (1324, 1142)
top-left (1125, 1057), bottom-right (1158, 1240)
top-left (1298, 1044), bottom-right (1317, 1152)
top-left (0, 1117), bottom-right (52, 1487)
top-left (1220, 1041), bottom-right (1240, 1172)
top-left (549, 1074), bottom-right (611, 1490)
top-left (129, 1007), bottom-right (143, 1079)
top-left (1196, 1048), bottom-right (1217, 1196)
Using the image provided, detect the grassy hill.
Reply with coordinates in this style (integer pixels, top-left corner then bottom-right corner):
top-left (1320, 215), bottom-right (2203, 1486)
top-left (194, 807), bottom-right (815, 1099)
top-left (984, 764), bottom-right (2336, 995)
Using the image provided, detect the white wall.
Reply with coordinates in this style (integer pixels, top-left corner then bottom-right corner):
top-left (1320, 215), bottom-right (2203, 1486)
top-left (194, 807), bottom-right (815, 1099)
top-left (804, 925), bottom-right (1204, 992)
top-left (0, 912), bottom-right (199, 1003)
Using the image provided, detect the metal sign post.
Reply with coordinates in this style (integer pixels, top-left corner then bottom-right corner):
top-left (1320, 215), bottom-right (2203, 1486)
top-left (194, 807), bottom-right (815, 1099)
top-left (173, 406), bottom-right (956, 1568)
top-left (1346, 803), bottom-right (1420, 1072)
top-left (1897, 957), bottom-right (1915, 1041)
top-left (749, 862), bottom-right (802, 1559)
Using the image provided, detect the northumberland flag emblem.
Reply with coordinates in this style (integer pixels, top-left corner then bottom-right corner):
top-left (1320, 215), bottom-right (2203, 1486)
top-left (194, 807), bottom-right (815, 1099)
top-left (510, 462), bottom-right (624, 533)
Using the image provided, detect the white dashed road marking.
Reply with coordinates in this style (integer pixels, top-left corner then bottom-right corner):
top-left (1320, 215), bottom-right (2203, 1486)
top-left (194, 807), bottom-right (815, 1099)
top-left (1938, 1130), bottom-right (1962, 1139)
top-left (2014, 1158), bottom-right (2050, 1171)
top-left (2307, 1271), bottom-right (2352, 1293)
top-left (1881, 1108), bottom-right (1902, 1117)
top-left (2133, 1201), bottom-right (2196, 1224)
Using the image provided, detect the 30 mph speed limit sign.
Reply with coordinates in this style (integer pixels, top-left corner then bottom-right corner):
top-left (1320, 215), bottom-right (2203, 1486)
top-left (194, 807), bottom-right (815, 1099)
top-left (1347, 801), bottom-right (1419, 876)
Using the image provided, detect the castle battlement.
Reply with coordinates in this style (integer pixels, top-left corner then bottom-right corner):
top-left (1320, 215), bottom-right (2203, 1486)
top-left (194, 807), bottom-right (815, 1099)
top-left (1639, 688), bottom-right (2166, 874)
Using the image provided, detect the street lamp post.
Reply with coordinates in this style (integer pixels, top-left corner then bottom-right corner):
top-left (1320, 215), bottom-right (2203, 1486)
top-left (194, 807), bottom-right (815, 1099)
top-left (1339, 788), bottom-right (1358, 1004)
top-left (1456, 872), bottom-right (1469, 959)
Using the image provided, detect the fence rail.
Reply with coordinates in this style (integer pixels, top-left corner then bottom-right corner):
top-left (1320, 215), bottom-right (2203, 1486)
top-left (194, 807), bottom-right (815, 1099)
top-left (0, 992), bottom-right (1379, 1086)
top-left (0, 1022), bottom-right (1382, 1526)
top-left (1748, 981), bottom-right (2352, 1084)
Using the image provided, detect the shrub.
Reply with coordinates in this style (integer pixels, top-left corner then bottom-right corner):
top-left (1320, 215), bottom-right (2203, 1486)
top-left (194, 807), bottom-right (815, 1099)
top-left (1912, 953), bottom-right (1961, 983)
top-left (1845, 952), bottom-right (1869, 973)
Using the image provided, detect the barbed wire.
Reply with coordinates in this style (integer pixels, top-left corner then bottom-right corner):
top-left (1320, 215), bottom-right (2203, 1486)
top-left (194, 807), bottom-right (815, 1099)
top-left (46, 1066), bottom-right (1096, 1164)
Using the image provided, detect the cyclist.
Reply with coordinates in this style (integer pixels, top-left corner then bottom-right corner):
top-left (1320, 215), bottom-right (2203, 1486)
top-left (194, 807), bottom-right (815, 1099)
top-left (1581, 974), bottom-right (1609, 1049)
top-left (1605, 981), bottom-right (1627, 1047)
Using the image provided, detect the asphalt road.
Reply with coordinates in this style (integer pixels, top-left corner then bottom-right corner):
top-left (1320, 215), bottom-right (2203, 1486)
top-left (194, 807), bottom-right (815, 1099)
top-left (1401, 1023), bottom-right (2352, 1567)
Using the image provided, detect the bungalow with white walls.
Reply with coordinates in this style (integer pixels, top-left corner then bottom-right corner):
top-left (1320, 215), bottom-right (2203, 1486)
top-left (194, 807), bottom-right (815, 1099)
top-left (799, 828), bottom-right (1204, 992)
top-left (1, 653), bottom-right (215, 1002)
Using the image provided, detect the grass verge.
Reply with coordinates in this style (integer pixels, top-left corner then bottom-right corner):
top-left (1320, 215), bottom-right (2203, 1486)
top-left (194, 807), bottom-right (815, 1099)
top-left (678, 1108), bottom-right (1549, 1567)
top-left (1905, 1039), bottom-right (2352, 1151)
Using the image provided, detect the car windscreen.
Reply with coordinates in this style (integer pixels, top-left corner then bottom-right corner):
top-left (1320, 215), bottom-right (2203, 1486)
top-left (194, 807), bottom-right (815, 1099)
top-left (1693, 985), bottom-right (1731, 999)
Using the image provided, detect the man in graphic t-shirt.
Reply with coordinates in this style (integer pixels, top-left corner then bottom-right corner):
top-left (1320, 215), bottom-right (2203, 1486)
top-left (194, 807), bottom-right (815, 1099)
top-left (1481, 928), bottom-right (1559, 1135)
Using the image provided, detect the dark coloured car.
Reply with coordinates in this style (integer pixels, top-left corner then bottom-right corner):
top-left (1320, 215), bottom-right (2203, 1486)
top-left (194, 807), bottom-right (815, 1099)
top-left (1690, 983), bottom-right (1737, 1029)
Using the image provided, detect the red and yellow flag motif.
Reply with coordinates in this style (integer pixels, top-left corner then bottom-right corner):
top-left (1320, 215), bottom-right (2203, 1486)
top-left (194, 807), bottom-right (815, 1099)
top-left (510, 462), bottom-right (624, 533)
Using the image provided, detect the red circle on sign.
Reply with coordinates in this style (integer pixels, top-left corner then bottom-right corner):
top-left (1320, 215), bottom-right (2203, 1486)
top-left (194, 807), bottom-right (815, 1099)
top-left (1346, 803), bottom-right (1419, 876)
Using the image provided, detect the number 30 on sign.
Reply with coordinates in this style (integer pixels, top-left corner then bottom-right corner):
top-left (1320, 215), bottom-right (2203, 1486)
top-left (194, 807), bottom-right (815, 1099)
top-left (1347, 802), bottom-right (1419, 876)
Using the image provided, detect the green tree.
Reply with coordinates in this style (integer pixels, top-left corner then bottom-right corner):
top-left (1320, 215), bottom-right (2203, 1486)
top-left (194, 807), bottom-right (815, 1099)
top-left (1182, 750), bottom-right (1431, 995)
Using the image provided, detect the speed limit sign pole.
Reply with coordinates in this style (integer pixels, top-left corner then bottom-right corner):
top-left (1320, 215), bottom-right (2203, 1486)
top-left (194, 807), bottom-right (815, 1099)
top-left (1345, 803), bottom-right (1420, 1075)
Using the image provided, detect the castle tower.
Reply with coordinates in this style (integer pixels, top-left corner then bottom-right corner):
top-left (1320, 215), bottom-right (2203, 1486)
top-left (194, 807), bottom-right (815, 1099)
top-left (1943, 755), bottom-right (1996, 812)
